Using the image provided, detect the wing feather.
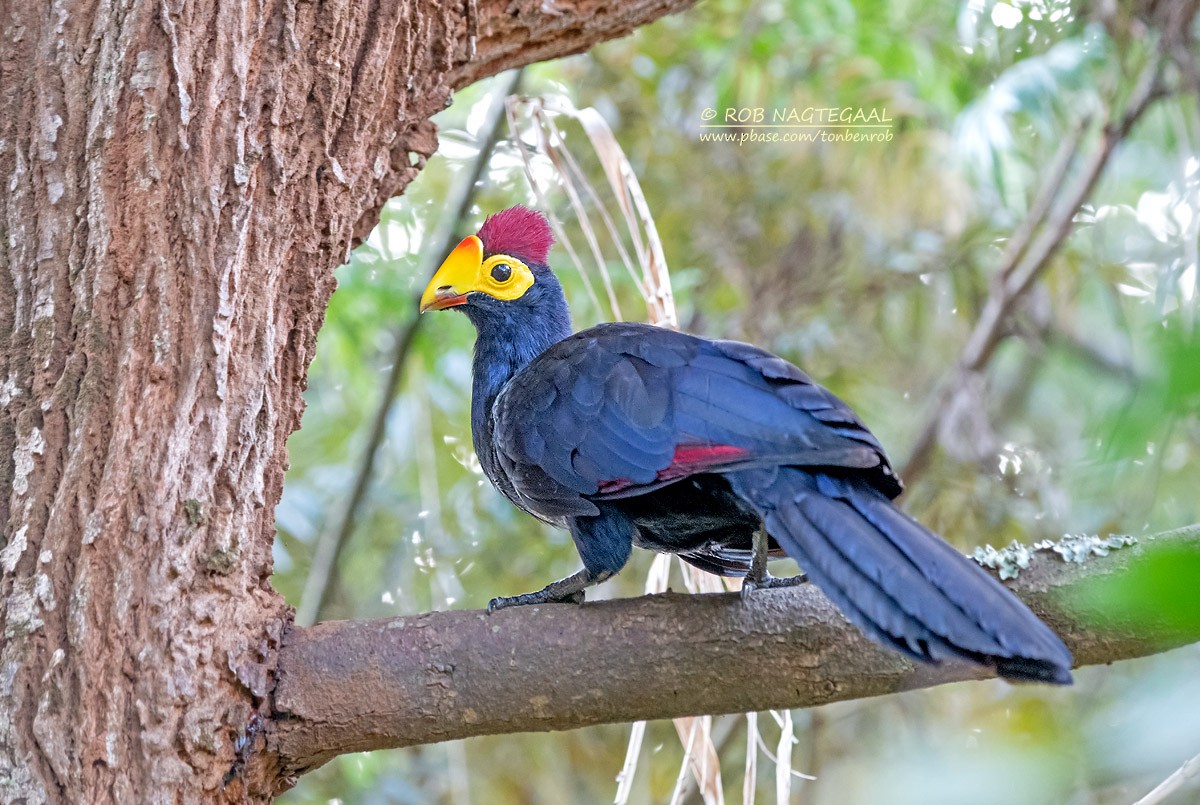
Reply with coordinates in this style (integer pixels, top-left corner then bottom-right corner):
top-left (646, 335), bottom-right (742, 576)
top-left (492, 323), bottom-right (899, 519)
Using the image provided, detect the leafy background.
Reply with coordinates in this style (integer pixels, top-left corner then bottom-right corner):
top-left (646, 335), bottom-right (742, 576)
top-left (276, 0), bottom-right (1200, 801)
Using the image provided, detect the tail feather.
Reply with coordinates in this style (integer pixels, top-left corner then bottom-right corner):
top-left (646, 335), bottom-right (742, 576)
top-left (779, 490), bottom-right (1010, 657)
top-left (731, 468), bottom-right (1073, 684)
top-left (846, 485), bottom-right (1073, 672)
top-left (767, 505), bottom-right (965, 663)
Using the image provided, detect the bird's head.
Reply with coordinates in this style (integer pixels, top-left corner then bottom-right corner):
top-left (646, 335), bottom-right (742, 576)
top-left (420, 206), bottom-right (561, 322)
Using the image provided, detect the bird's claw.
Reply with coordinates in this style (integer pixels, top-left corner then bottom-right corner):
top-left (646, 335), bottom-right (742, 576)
top-left (487, 589), bottom-right (586, 613)
top-left (740, 572), bottom-right (808, 600)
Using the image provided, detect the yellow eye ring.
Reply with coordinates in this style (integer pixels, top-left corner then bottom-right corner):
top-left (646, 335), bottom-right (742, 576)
top-left (479, 254), bottom-right (535, 302)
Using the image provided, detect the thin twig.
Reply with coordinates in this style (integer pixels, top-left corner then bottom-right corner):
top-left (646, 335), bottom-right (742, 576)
top-left (901, 54), bottom-right (1166, 483)
top-left (533, 116), bottom-right (625, 318)
top-left (562, 103), bottom-right (678, 327)
top-left (742, 712), bottom-right (757, 805)
top-left (537, 108), bottom-right (645, 304)
top-left (774, 709), bottom-right (792, 805)
top-left (295, 69), bottom-right (523, 627)
top-left (613, 719), bottom-right (647, 805)
top-left (670, 716), bottom-right (722, 805)
top-left (677, 716), bottom-right (741, 805)
top-left (750, 716), bottom-right (817, 785)
top-left (505, 97), bottom-right (607, 317)
top-left (613, 554), bottom-right (674, 804)
top-left (1132, 750), bottom-right (1200, 805)
top-left (995, 114), bottom-right (1094, 286)
top-left (670, 720), bottom-right (701, 805)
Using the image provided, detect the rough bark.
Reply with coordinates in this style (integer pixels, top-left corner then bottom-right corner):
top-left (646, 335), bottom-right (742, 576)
top-left (269, 526), bottom-right (1200, 780)
top-left (0, 0), bottom-right (694, 801)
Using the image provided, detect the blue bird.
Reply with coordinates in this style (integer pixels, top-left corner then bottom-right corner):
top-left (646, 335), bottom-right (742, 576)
top-left (420, 205), bottom-right (1073, 685)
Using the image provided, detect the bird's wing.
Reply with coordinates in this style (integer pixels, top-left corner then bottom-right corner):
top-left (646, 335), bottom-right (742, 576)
top-left (492, 322), bottom-right (901, 517)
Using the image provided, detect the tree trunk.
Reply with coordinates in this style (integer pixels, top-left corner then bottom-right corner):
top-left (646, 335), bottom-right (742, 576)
top-left (0, 0), bottom-right (694, 800)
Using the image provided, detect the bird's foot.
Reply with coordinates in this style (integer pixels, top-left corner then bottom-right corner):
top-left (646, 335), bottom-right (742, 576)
top-left (487, 589), bottom-right (586, 613)
top-left (740, 572), bottom-right (808, 600)
top-left (486, 569), bottom-right (598, 613)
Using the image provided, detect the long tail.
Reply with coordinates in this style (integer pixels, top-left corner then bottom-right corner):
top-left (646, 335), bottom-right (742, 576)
top-left (728, 467), bottom-right (1073, 684)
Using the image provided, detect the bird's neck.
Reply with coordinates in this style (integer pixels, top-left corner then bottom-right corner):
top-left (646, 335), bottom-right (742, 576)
top-left (467, 292), bottom-right (572, 459)
top-left (470, 330), bottom-right (557, 416)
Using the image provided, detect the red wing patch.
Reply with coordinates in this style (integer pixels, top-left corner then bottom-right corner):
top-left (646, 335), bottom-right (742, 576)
top-left (597, 477), bottom-right (634, 495)
top-left (668, 444), bottom-right (749, 467)
top-left (657, 444), bottom-right (749, 482)
top-left (597, 444), bottom-right (749, 496)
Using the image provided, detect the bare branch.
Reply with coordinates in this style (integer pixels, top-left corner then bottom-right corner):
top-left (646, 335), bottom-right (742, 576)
top-left (266, 525), bottom-right (1200, 780)
top-left (901, 54), bottom-right (1166, 483)
top-left (453, 0), bottom-right (698, 90)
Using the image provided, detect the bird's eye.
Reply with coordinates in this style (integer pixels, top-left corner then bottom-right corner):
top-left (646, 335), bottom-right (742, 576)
top-left (490, 263), bottom-right (513, 283)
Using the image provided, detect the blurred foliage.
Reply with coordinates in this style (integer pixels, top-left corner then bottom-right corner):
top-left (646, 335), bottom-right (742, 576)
top-left (1068, 532), bottom-right (1200, 638)
top-left (277, 0), bottom-right (1200, 802)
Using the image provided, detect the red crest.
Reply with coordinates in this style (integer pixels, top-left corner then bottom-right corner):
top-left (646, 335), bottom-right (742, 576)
top-left (477, 206), bottom-right (555, 265)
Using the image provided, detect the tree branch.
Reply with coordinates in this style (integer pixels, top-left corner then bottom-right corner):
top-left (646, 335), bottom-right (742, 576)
top-left (454, 0), bottom-right (697, 89)
top-left (900, 53), bottom-right (1166, 482)
top-left (266, 524), bottom-right (1200, 782)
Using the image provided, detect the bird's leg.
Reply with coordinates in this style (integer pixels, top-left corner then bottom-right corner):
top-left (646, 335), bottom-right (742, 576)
top-left (747, 527), bottom-right (769, 586)
top-left (741, 526), bottom-right (808, 599)
top-left (487, 568), bottom-right (607, 613)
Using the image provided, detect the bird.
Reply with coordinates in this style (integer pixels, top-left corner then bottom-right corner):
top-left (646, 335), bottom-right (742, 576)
top-left (419, 205), bottom-right (1074, 685)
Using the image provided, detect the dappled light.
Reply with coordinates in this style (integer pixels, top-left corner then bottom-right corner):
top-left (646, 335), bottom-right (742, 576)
top-left (275, 0), bottom-right (1200, 802)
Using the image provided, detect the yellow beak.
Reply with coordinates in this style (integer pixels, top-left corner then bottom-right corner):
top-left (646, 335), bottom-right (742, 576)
top-left (420, 235), bottom-right (484, 312)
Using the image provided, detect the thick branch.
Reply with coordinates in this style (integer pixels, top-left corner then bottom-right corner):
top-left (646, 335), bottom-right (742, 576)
top-left (268, 525), bottom-right (1200, 779)
top-left (454, 0), bottom-right (697, 89)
